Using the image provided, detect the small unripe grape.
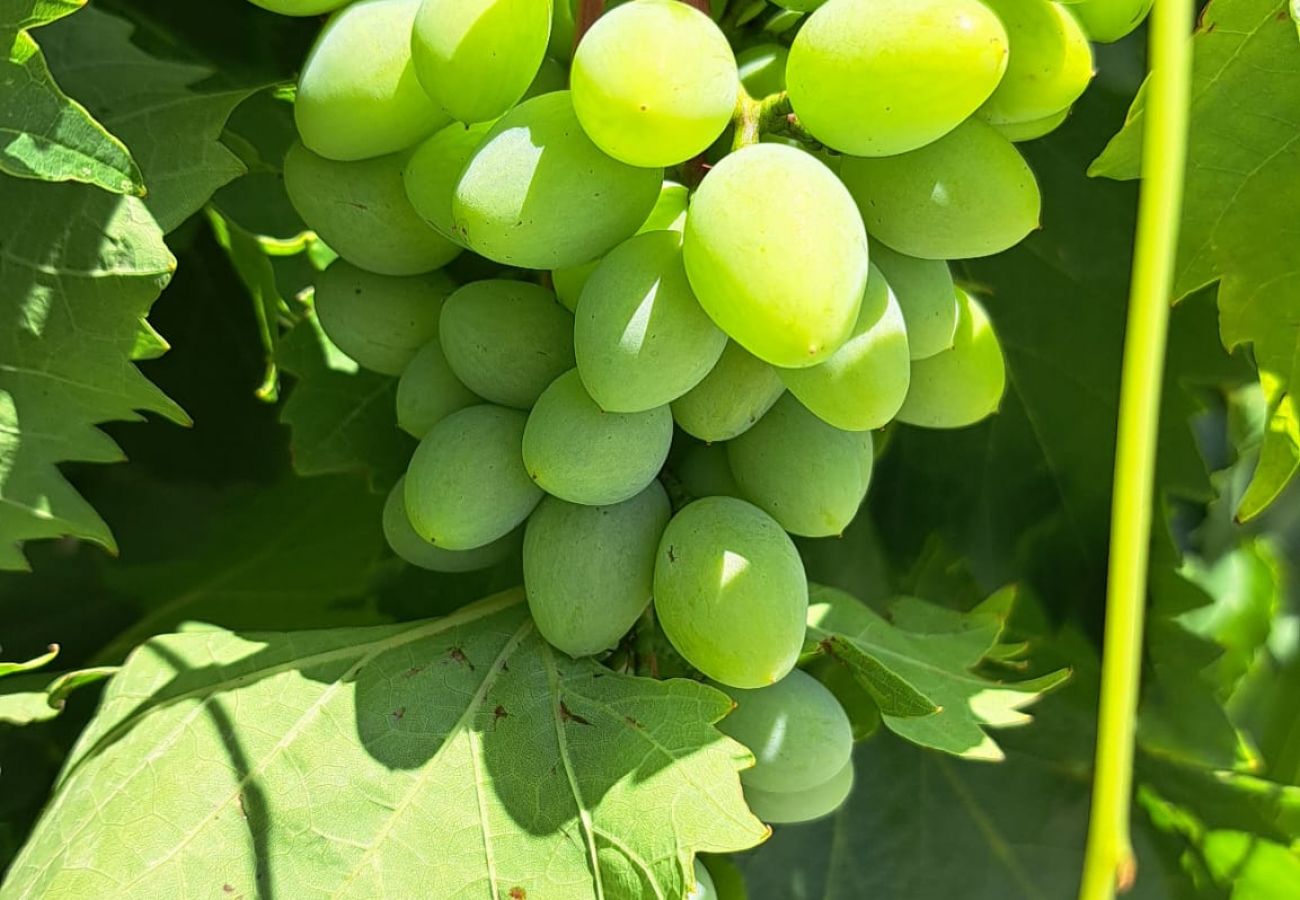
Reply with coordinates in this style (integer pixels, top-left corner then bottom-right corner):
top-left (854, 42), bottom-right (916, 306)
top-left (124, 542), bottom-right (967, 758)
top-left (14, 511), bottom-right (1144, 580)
top-left (868, 244), bottom-right (958, 360)
top-left (736, 44), bottom-right (788, 98)
top-left (744, 758), bottom-right (856, 824)
top-left (403, 121), bottom-right (494, 244)
top-left (994, 106), bottom-right (1072, 143)
top-left (1070, 0), bottom-right (1153, 43)
top-left (672, 342), bottom-right (785, 442)
top-left (247, 0), bottom-right (349, 15)
top-left (977, 0), bottom-right (1094, 126)
top-left (395, 340), bottom-right (480, 438)
top-left (897, 291), bottom-right (1007, 428)
top-left (383, 477), bottom-right (519, 572)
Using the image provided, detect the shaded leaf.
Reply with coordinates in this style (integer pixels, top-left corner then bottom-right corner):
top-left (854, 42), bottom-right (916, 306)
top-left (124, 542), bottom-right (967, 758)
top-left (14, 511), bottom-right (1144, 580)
top-left (0, 665), bottom-right (113, 725)
top-left (1092, 0), bottom-right (1300, 520)
top-left (0, 643), bottom-right (56, 678)
top-left (2, 591), bottom-right (768, 898)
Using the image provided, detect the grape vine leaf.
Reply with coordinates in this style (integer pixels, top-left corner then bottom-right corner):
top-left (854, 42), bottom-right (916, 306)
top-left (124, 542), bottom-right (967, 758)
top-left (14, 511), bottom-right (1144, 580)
top-left (807, 586), bottom-right (1069, 761)
top-left (0, 7), bottom-right (266, 570)
top-left (37, 6), bottom-right (258, 232)
top-left (0, 665), bottom-right (113, 725)
top-left (278, 314), bottom-right (416, 485)
top-left (94, 474), bottom-right (390, 663)
top-left (0, 644), bottom-right (56, 678)
top-left (0, 0), bottom-right (143, 194)
top-left (1091, 0), bottom-right (1300, 522)
top-left (0, 590), bottom-right (768, 898)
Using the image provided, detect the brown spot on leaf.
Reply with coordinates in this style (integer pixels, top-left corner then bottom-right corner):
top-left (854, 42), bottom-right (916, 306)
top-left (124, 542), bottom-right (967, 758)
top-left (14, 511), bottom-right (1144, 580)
top-left (402, 664), bottom-right (426, 679)
top-left (222, 886), bottom-right (234, 894)
top-left (559, 702), bottom-right (593, 726)
top-left (392, 707), bottom-right (406, 722)
top-left (624, 716), bottom-right (642, 729)
top-left (509, 888), bottom-right (527, 900)
top-left (448, 647), bottom-right (475, 670)
top-left (493, 705), bottom-right (509, 723)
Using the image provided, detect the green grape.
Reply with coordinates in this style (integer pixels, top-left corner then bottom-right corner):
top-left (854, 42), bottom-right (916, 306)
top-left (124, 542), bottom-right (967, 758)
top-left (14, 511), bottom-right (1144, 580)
top-left (994, 105), bottom-right (1072, 142)
top-left (552, 260), bottom-right (599, 312)
top-left (313, 262), bottom-right (454, 375)
top-left (405, 405), bottom-right (543, 549)
top-left (676, 442), bottom-right (742, 500)
top-left (571, 0), bottom-right (739, 167)
top-left (977, 0), bottom-right (1094, 126)
top-left (786, 0), bottom-right (1009, 156)
top-left (403, 121), bottom-right (494, 244)
top-left (551, 179), bottom-right (689, 311)
top-left (439, 280), bottom-right (575, 409)
top-left (549, 0), bottom-right (577, 61)
top-left (295, 0), bottom-right (449, 161)
top-left (1070, 0), bottom-right (1153, 42)
top-left (523, 370), bottom-right (674, 505)
top-left (717, 668), bottom-right (853, 792)
top-left (411, 0), bottom-right (552, 124)
top-left (897, 290), bottom-right (1007, 428)
top-left (283, 143), bottom-right (460, 276)
top-left (383, 477), bottom-right (519, 571)
top-left (778, 265), bottom-right (910, 432)
top-left (671, 342), bottom-right (784, 442)
top-left (736, 43), bottom-right (788, 98)
top-left (805, 655), bottom-right (882, 741)
top-left (395, 339), bottom-right (480, 438)
top-left (524, 57), bottom-right (570, 99)
top-left (247, 0), bottom-right (349, 14)
top-left (869, 244), bottom-right (958, 360)
top-left (838, 118), bottom-right (1042, 260)
top-left (523, 482), bottom-right (671, 657)
top-left (453, 91), bottom-right (663, 269)
top-left (686, 859), bottom-right (717, 900)
top-left (575, 231), bottom-right (727, 413)
top-left (744, 758), bottom-right (855, 824)
top-left (653, 496), bottom-right (808, 688)
top-left (726, 394), bottom-right (873, 537)
top-left (683, 143), bottom-right (868, 367)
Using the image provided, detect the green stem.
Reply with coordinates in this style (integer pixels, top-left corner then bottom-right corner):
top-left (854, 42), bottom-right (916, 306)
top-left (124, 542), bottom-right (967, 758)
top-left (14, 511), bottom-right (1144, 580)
top-left (731, 90), bottom-right (792, 152)
top-left (1079, 1), bottom-right (1193, 898)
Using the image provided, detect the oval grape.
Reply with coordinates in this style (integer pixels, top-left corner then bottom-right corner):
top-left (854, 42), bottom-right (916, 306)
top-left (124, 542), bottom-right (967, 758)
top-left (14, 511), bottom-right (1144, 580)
top-left (383, 477), bottom-right (519, 572)
top-left (716, 668), bottom-right (854, 792)
top-left (994, 105), bottom-right (1072, 143)
top-left (403, 121), bottom-right (494, 243)
top-left (1071, 0), bottom-right (1153, 43)
top-left (395, 339), bottom-right (480, 438)
top-left (671, 342), bottom-right (785, 442)
top-left (405, 405), bottom-right (543, 549)
top-left (411, 0), bottom-right (552, 124)
top-left (248, 0), bottom-right (349, 15)
top-left (295, 0), bottom-right (449, 161)
top-left (869, 244), bottom-right (958, 360)
top-left (284, 142), bottom-right (460, 276)
top-left (726, 394), bottom-right (873, 537)
top-left (313, 262), bottom-right (454, 375)
top-left (683, 143), bottom-right (868, 367)
top-left (838, 118), bottom-right (1042, 260)
top-left (977, 0), bottom-right (1094, 126)
top-left (653, 496), bottom-right (808, 688)
top-left (676, 442), bottom-right (742, 501)
top-left (744, 758), bottom-right (855, 824)
top-left (576, 231), bottom-right (727, 413)
top-left (896, 290), bottom-right (1007, 428)
top-left (452, 91), bottom-right (663, 269)
top-left (786, 0), bottom-right (1009, 156)
top-left (778, 265), bottom-right (911, 432)
top-left (523, 369), bottom-right (673, 506)
top-left (736, 43), bottom-right (788, 98)
top-left (523, 482), bottom-right (671, 657)
top-left (439, 280), bottom-right (575, 409)
top-left (571, 0), bottom-right (739, 167)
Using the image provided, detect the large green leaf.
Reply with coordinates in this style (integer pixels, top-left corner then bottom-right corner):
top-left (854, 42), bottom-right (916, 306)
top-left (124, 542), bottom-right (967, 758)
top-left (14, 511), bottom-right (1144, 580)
top-left (1091, 0), bottom-right (1300, 521)
top-left (0, 0), bottom-right (143, 194)
top-left (807, 586), bottom-right (1068, 761)
top-left (1, 591), bottom-right (768, 898)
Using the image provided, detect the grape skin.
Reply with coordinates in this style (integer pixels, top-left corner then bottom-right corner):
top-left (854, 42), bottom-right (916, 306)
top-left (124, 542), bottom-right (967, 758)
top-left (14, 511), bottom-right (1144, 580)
top-left (383, 477), bottom-right (519, 572)
top-left (411, 0), bottom-right (552, 124)
top-left (671, 342), bottom-right (785, 443)
top-left (439, 280), bottom-right (576, 409)
top-left (744, 758), bottom-right (856, 824)
top-left (452, 91), bottom-right (663, 269)
top-left (896, 290), bottom-right (1008, 428)
top-left (777, 264), bottom-right (911, 432)
top-left (653, 497), bottom-right (808, 689)
top-left (683, 143), bottom-right (868, 368)
top-left (313, 262), bottom-right (454, 376)
top-left (994, 105), bottom-right (1072, 143)
top-left (523, 482), bottom-right (671, 657)
top-left (686, 859), bottom-right (718, 900)
top-left (295, 0), bottom-right (449, 161)
top-left (736, 43), bottom-right (788, 98)
top-left (716, 668), bottom-right (854, 793)
top-left (405, 405), bottom-right (543, 550)
top-left (838, 118), bottom-right (1042, 260)
top-left (247, 0), bottom-right (349, 16)
top-left (403, 121), bottom-right (494, 244)
top-left (395, 340), bottom-right (480, 439)
top-left (1070, 0), bottom-right (1153, 42)
top-left (727, 394), bottom-right (874, 538)
top-left (523, 370), bottom-right (674, 506)
top-left (284, 142), bottom-right (460, 276)
top-left (787, 0), bottom-right (1009, 157)
top-left (575, 231), bottom-right (727, 413)
top-left (977, 0), bottom-right (1094, 126)
top-left (676, 442), bottom-right (742, 501)
top-left (869, 244), bottom-right (959, 361)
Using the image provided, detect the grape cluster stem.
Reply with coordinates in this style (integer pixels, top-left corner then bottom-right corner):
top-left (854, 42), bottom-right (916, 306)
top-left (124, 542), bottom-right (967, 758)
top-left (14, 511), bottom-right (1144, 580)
top-left (1079, 0), bottom-right (1194, 897)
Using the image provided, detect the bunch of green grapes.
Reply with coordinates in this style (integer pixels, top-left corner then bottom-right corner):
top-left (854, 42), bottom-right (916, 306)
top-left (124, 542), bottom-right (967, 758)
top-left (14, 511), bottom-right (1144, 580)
top-left (253, 0), bottom-right (1142, 835)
